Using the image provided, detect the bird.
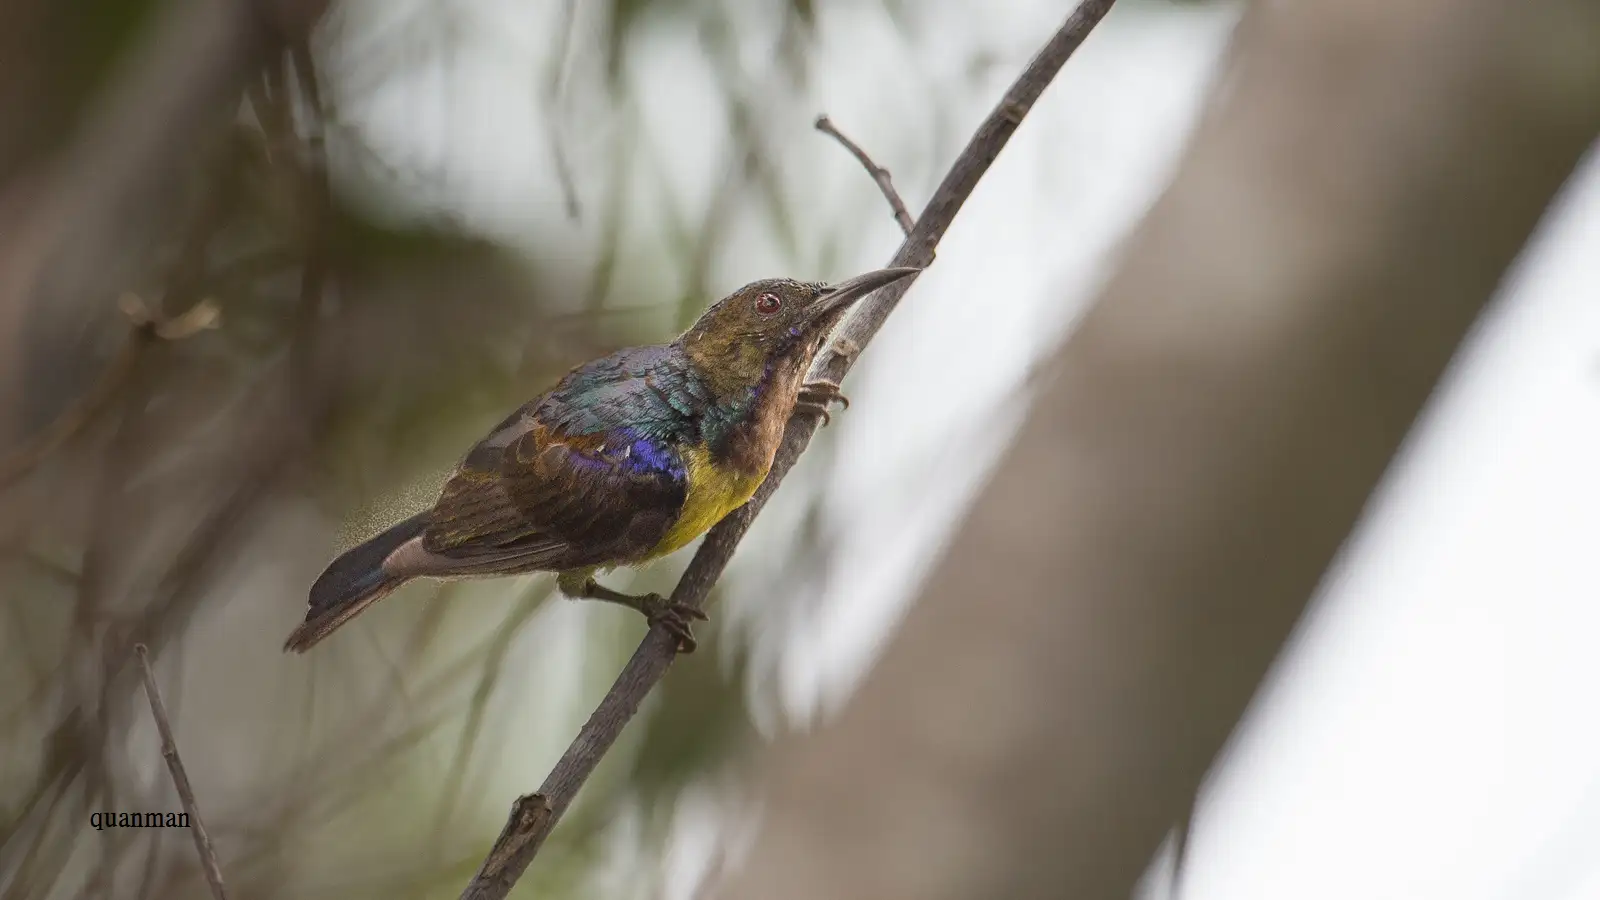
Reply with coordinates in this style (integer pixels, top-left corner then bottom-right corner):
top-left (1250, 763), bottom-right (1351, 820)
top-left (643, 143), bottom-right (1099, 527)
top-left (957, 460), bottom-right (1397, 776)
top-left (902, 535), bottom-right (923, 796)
top-left (283, 266), bottom-right (919, 654)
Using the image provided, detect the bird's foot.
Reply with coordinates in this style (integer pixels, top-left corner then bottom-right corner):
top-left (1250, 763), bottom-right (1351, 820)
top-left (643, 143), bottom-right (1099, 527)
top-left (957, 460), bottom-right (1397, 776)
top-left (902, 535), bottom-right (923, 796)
top-left (795, 381), bottom-right (850, 427)
top-left (635, 593), bottom-right (709, 653)
top-left (576, 578), bottom-right (707, 652)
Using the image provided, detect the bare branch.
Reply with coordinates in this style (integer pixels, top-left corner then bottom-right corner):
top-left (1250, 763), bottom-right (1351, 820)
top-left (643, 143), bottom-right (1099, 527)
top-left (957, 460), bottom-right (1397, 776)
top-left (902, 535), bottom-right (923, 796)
top-left (456, 2), bottom-right (1120, 897)
top-left (133, 644), bottom-right (228, 900)
top-left (814, 114), bottom-right (915, 237)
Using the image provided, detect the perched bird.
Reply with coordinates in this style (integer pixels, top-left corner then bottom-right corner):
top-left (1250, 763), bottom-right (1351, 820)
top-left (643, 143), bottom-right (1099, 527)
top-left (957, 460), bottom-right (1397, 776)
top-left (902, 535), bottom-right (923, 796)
top-left (284, 266), bottom-right (919, 654)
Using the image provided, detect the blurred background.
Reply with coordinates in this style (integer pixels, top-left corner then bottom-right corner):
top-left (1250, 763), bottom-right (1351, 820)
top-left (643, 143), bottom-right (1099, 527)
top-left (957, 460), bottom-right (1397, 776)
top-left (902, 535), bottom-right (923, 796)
top-left (3, 0), bottom-right (1600, 898)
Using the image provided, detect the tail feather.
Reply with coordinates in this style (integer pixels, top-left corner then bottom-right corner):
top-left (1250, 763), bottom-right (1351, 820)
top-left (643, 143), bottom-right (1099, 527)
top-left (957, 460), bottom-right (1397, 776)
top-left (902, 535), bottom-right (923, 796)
top-left (284, 511), bottom-right (430, 653)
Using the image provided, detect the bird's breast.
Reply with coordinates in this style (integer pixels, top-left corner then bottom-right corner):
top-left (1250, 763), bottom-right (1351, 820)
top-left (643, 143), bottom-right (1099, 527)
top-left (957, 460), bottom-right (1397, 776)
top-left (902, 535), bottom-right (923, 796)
top-left (639, 357), bottom-right (803, 560)
top-left (643, 442), bottom-right (767, 559)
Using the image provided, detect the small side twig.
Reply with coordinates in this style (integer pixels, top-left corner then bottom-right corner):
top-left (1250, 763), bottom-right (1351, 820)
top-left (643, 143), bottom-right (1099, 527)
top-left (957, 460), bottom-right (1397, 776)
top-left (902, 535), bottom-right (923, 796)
top-left (133, 644), bottom-right (228, 900)
top-left (457, 2), bottom-right (1120, 898)
top-left (815, 114), bottom-right (916, 237)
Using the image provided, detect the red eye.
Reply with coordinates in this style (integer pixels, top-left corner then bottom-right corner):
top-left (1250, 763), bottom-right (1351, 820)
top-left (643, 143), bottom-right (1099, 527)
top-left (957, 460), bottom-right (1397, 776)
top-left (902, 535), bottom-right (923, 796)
top-left (754, 293), bottom-right (782, 315)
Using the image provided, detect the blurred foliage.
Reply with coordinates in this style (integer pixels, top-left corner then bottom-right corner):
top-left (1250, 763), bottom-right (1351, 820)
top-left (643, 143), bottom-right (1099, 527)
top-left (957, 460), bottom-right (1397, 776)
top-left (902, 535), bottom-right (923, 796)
top-left (0, 0), bottom-right (1210, 896)
top-left (0, 0), bottom-right (159, 176)
top-left (0, 0), bottom-right (854, 897)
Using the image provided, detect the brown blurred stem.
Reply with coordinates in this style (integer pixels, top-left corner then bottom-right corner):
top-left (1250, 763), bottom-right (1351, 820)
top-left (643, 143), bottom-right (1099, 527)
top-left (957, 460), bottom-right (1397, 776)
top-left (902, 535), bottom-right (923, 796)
top-left (0, 328), bottom-right (146, 491)
top-left (288, 42), bottom-right (332, 352)
top-left (815, 114), bottom-right (915, 237)
top-left (0, 0), bottom-right (329, 445)
top-left (0, 294), bottom-right (218, 492)
top-left (456, 2), bottom-right (1120, 897)
top-left (0, 118), bottom-right (233, 493)
top-left (545, 0), bottom-right (583, 220)
top-left (133, 644), bottom-right (228, 900)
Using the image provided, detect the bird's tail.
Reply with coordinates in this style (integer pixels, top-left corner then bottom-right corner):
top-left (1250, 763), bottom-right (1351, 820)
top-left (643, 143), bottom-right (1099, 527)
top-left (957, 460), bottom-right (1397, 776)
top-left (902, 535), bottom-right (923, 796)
top-left (283, 511), bottom-right (430, 653)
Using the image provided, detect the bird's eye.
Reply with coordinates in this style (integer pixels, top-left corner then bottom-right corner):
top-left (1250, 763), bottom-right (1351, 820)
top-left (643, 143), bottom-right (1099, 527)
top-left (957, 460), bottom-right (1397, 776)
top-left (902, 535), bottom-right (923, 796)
top-left (754, 293), bottom-right (782, 315)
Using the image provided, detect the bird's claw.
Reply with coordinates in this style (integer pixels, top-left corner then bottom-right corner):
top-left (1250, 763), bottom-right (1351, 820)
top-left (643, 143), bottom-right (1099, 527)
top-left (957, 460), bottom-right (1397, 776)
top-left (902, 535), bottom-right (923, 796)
top-left (795, 381), bottom-right (850, 427)
top-left (637, 592), bottom-right (709, 653)
top-left (800, 380), bottom-right (850, 409)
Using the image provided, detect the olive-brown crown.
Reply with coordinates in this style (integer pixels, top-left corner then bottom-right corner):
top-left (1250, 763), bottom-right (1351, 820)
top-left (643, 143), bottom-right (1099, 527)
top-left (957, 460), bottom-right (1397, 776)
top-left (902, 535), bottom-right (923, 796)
top-left (677, 278), bottom-right (841, 391)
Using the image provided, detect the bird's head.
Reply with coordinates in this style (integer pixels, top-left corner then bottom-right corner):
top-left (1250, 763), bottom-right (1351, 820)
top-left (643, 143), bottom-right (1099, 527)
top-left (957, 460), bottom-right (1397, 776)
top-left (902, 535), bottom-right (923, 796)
top-left (679, 267), bottom-right (920, 393)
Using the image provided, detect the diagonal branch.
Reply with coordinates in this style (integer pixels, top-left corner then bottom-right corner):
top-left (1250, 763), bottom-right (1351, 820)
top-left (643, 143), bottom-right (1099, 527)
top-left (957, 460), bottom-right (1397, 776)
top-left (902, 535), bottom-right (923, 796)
top-left (457, 2), bottom-right (1119, 897)
top-left (134, 644), bottom-right (228, 900)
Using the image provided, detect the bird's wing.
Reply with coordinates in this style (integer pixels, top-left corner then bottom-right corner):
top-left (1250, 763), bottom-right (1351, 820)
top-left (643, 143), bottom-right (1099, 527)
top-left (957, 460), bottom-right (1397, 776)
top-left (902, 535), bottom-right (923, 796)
top-left (420, 350), bottom-right (694, 570)
top-left (537, 345), bottom-right (711, 435)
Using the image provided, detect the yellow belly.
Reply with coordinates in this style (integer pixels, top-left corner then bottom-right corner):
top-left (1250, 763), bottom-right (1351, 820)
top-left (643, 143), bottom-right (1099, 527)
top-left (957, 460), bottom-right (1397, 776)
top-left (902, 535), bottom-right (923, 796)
top-left (645, 443), bottom-right (767, 560)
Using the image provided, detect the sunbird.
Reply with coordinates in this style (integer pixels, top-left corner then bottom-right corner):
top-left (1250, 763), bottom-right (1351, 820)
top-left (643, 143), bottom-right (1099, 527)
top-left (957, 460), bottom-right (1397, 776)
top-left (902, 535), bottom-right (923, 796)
top-left (284, 267), bottom-right (919, 653)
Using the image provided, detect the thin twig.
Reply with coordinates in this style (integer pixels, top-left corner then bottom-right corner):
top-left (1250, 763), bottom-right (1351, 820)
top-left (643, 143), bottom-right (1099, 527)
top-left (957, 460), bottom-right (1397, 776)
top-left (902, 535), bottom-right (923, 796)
top-left (815, 115), bottom-right (916, 236)
top-left (133, 644), bottom-right (228, 900)
top-left (456, 2), bottom-right (1119, 897)
top-left (8, 121), bottom-right (235, 899)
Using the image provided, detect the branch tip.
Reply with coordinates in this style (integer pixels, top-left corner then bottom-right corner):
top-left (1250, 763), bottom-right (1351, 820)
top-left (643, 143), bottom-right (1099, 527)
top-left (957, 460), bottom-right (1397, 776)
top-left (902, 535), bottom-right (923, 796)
top-left (134, 644), bottom-right (229, 900)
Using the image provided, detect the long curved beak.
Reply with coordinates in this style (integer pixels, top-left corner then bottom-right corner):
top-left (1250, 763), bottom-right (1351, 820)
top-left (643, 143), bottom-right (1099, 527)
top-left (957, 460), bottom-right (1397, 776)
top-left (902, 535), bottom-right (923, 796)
top-left (809, 266), bottom-right (922, 321)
